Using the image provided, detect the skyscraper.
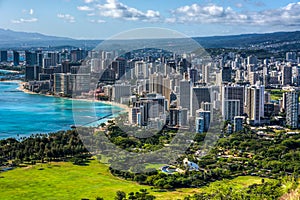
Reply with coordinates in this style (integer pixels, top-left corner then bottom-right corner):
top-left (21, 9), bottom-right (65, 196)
top-left (189, 68), bottom-right (198, 83)
top-left (220, 67), bottom-right (232, 82)
top-left (249, 72), bottom-right (260, 85)
top-left (190, 86), bottom-right (211, 116)
top-left (112, 84), bottom-right (131, 103)
top-left (13, 51), bottom-right (19, 66)
top-left (179, 79), bottom-right (191, 111)
top-left (195, 109), bottom-right (211, 133)
top-left (54, 73), bottom-right (70, 95)
top-left (234, 116), bottom-right (244, 132)
top-left (25, 66), bottom-right (40, 81)
top-left (286, 91), bottom-right (299, 129)
top-left (221, 85), bottom-right (245, 117)
top-left (282, 66), bottom-right (292, 86)
top-left (245, 85), bottom-right (265, 125)
top-left (25, 51), bottom-right (37, 66)
top-left (223, 100), bottom-right (240, 122)
top-left (0, 51), bottom-right (7, 62)
top-left (286, 52), bottom-right (297, 62)
top-left (247, 55), bottom-right (258, 66)
top-left (162, 76), bottom-right (171, 104)
top-left (202, 65), bottom-right (210, 84)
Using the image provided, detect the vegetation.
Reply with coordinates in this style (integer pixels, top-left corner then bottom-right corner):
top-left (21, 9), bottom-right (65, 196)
top-left (266, 89), bottom-right (286, 101)
top-left (184, 177), bottom-right (298, 200)
top-left (1, 126), bottom-right (300, 199)
top-left (0, 65), bottom-right (24, 72)
top-left (85, 122), bottom-right (300, 191)
top-left (0, 130), bottom-right (90, 166)
top-left (1, 159), bottom-right (290, 200)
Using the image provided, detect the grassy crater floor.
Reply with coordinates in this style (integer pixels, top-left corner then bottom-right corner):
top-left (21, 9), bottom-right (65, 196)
top-left (0, 160), bottom-right (268, 200)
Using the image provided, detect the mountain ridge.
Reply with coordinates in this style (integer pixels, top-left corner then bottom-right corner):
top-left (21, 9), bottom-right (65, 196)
top-left (1, 28), bottom-right (300, 49)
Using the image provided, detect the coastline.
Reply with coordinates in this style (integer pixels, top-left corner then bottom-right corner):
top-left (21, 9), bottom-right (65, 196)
top-left (16, 81), bottom-right (130, 125)
top-left (1, 80), bottom-right (130, 112)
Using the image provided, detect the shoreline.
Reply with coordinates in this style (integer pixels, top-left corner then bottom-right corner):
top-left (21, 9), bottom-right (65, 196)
top-left (1, 80), bottom-right (130, 114)
top-left (0, 69), bottom-right (21, 74)
top-left (0, 81), bottom-right (130, 139)
top-left (16, 81), bottom-right (130, 124)
top-left (17, 82), bottom-right (130, 112)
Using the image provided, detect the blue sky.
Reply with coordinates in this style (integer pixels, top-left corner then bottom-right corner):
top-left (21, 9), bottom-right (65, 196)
top-left (1, 0), bottom-right (300, 39)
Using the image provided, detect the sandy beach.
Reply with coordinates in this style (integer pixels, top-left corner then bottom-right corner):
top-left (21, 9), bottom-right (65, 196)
top-left (17, 81), bottom-right (130, 113)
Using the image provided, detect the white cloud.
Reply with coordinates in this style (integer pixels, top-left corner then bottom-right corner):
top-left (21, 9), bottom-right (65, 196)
top-left (235, 3), bottom-right (243, 8)
top-left (77, 5), bottom-right (94, 11)
top-left (22, 8), bottom-right (34, 15)
top-left (11, 17), bottom-right (38, 24)
top-left (89, 19), bottom-right (106, 23)
top-left (84, 0), bottom-right (94, 3)
top-left (170, 2), bottom-right (300, 27)
top-left (165, 18), bottom-right (176, 23)
top-left (87, 13), bottom-right (95, 16)
top-left (57, 13), bottom-right (76, 23)
top-left (93, 0), bottom-right (160, 22)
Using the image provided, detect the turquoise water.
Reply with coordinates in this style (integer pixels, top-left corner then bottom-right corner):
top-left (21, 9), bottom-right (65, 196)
top-left (0, 82), bottom-right (121, 139)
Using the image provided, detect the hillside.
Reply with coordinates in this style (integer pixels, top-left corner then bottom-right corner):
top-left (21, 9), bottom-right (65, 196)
top-left (1, 28), bottom-right (300, 50)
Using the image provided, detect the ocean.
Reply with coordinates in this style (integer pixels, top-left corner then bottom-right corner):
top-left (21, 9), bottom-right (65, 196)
top-left (0, 81), bottom-right (122, 139)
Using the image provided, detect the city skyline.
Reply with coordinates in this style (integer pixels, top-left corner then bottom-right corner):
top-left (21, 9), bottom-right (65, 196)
top-left (1, 0), bottom-right (300, 39)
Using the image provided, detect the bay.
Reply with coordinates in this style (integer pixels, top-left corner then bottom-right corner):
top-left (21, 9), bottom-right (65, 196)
top-left (0, 81), bottom-right (122, 139)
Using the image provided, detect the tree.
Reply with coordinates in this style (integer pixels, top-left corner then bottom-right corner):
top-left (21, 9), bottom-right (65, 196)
top-left (115, 191), bottom-right (126, 200)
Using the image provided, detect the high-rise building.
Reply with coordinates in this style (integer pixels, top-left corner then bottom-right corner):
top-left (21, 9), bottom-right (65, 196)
top-left (61, 61), bottom-right (70, 73)
top-left (135, 61), bottom-right (147, 79)
top-left (179, 80), bottom-right (191, 111)
top-left (245, 85), bottom-right (265, 125)
top-left (0, 51), bottom-right (7, 62)
top-left (221, 85), bottom-right (245, 116)
top-left (71, 73), bottom-right (91, 94)
top-left (235, 70), bottom-right (244, 82)
top-left (47, 52), bottom-right (58, 66)
top-left (286, 91), bottom-right (299, 129)
top-left (99, 68), bottom-right (116, 85)
top-left (189, 68), bottom-right (198, 83)
top-left (169, 108), bottom-right (180, 127)
top-left (137, 94), bottom-right (166, 126)
top-left (115, 58), bottom-right (126, 79)
top-left (71, 49), bottom-right (87, 62)
top-left (190, 86), bottom-right (211, 116)
top-left (220, 67), bottom-right (232, 82)
top-left (249, 72), bottom-right (260, 85)
top-left (202, 65), bottom-right (210, 84)
top-left (25, 51), bottom-right (37, 66)
top-left (223, 100), bottom-right (240, 122)
top-left (286, 52), bottom-right (297, 62)
top-left (54, 73), bottom-right (70, 95)
top-left (162, 76), bottom-right (171, 104)
top-left (282, 66), bottom-right (292, 86)
top-left (247, 55), bottom-right (257, 66)
top-left (37, 53), bottom-right (43, 67)
top-left (13, 51), bottom-right (19, 66)
top-left (169, 107), bottom-right (189, 127)
top-left (195, 110), bottom-right (211, 133)
top-left (149, 73), bottom-right (163, 94)
top-left (234, 116), bottom-right (244, 132)
top-left (177, 58), bottom-right (189, 75)
top-left (25, 66), bottom-right (40, 81)
top-left (112, 84), bottom-right (131, 103)
top-left (130, 107), bottom-right (140, 124)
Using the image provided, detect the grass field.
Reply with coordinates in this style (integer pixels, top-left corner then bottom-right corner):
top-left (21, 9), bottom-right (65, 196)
top-left (0, 160), bottom-right (268, 200)
top-left (267, 89), bottom-right (285, 101)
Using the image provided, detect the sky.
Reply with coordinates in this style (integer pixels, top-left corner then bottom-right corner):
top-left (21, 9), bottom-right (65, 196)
top-left (1, 0), bottom-right (300, 39)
